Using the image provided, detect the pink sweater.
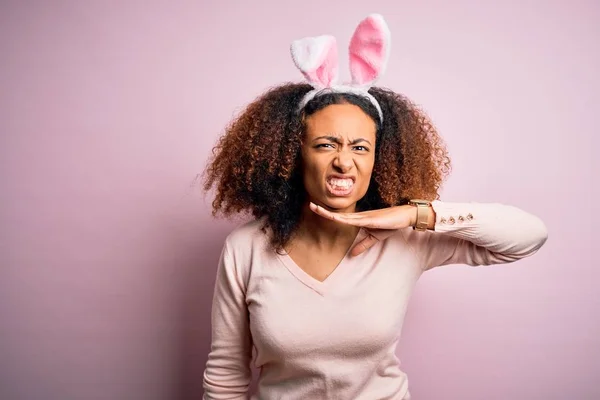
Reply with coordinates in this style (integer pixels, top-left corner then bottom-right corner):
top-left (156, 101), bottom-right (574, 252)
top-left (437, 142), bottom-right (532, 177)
top-left (202, 201), bottom-right (548, 399)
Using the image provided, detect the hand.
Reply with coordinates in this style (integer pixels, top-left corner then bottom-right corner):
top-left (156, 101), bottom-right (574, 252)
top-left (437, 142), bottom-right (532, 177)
top-left (309, 202), bottom-right (416, 257)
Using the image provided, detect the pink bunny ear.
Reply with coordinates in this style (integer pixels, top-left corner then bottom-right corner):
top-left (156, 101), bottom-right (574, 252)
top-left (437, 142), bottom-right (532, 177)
top-left (291, 35), bottom-right (339, 88)
top-left (348, 14), bottom-right (391, 87)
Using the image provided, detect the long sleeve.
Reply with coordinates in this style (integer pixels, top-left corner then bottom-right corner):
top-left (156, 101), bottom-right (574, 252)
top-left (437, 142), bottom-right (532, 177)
top-left (203, 241), bottom-right (252, 399)
top-left (400, 200), bottom-right (548, 271)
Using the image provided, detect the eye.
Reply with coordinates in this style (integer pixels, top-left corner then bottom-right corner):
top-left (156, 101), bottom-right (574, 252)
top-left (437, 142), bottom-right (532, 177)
top-left (315, 143), bottom-right (334, 149)
top-left (353, 146), bottom-right (369, 152)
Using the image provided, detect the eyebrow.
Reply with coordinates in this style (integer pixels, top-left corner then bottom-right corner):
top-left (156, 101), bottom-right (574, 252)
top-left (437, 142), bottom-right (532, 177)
top-left (313, 135), bottom-right (373, 146)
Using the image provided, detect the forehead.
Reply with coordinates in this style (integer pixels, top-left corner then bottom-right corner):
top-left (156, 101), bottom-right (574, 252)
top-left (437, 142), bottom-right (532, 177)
top-left (304, 103), bottom-right (377, 140)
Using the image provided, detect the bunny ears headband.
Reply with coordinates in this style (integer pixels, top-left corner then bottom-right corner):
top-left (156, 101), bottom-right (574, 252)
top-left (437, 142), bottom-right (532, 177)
top-left (290, 14), bottom-right (391, 122)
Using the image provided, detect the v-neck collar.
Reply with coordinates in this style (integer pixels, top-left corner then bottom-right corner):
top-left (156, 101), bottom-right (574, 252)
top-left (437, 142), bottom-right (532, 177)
top-left (276, 227), bottom-right (365, 296)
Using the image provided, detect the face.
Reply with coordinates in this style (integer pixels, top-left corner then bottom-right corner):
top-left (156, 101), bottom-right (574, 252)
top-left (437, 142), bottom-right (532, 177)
top-left (301, 103), bottom-right (377, 213)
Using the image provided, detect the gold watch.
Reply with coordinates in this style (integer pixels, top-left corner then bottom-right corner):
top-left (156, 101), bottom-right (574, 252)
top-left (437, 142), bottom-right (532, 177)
top-left (408, 199), bottom-right (431, 231)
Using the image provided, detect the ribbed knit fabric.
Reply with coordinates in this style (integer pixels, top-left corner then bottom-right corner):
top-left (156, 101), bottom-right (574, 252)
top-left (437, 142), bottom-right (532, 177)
top-left (202, 201), bottom-right (548, 399)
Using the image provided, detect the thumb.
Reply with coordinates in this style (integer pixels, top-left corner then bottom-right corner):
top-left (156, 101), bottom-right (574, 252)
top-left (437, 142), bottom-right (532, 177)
top-left (350, 235), bottom-right (379, 257)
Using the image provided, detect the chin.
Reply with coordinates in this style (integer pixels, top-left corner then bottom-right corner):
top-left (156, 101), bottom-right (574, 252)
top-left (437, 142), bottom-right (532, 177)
top-left (318, 196), bottom-right (358, 211)
top-left (306, 185), bottom-right (365, 211)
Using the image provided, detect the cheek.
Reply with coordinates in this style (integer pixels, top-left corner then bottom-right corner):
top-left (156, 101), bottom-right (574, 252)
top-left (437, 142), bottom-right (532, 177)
top-left (302, 153), bottom-right (325, 175)
top-left (300, 156), bottom-right (324, 188)
top-left (360, 156), bottom-right (376, 175)
top-left (357, 158), bottom-right (375, 188)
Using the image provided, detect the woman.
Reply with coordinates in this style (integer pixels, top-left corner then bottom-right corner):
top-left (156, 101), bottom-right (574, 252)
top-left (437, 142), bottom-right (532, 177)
top-left (201, 14), bottom-right (548, 400)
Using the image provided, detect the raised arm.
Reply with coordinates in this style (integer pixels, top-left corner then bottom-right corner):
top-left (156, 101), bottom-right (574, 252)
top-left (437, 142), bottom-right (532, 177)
top-left (401, 200), bottom-right (548, 271)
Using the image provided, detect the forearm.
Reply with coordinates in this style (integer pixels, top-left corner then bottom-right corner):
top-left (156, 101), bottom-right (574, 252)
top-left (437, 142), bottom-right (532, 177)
top-left (402, 200), bottom-right (548, 270)
top-left (204, 243), bottom-right (252, 398)
top-left (431, 201), bottom-right (547, 262)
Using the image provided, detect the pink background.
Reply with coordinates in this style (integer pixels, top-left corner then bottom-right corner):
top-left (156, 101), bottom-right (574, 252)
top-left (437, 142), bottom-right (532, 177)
top-left (0, 1), bottom-right (596, 399)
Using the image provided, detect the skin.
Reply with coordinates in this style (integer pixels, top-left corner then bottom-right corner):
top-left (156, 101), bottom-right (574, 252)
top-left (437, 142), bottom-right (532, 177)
top-left (301, 103), bottom-right (377, 214)
top-left (292, 103), bottom-right (436, 260)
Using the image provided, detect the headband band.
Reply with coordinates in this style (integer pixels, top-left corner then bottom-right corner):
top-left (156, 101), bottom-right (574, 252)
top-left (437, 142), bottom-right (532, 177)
top-left (290, 14), bottom-right (391, 122)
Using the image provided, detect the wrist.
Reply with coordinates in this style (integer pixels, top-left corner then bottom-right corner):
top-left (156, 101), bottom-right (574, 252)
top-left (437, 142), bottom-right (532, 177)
top-left (426, 204), bottom-right (436, 230)
top-left (407, 200), bottom-right (436, 231)
top-left (409, 205), bottom-right (418, 227)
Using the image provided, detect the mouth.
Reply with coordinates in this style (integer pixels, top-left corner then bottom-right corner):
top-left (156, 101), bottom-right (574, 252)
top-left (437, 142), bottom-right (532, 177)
top-left (325, 176), bottom-right (355, 197)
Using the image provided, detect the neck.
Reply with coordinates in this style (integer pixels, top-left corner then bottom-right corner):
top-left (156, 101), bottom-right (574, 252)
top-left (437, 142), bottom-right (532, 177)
top-left (295, 201), bottom-right (360, 249)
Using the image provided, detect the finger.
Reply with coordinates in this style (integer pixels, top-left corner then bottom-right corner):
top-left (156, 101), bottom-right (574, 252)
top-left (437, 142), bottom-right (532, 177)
top-left (309, 202), bottom-right (369, 219)
top-left (310, 204), bottom-right (379, 228)
top-left (309, 203), bottom-right (362, 223)
top-left (330, 214), bottom-right (375, 227)
top-left (309, 202), bottom-right (337, 220)
top-left (332, 213), bottom-right (365, 220)
top-left (350, 235), bottom-right (379, 257)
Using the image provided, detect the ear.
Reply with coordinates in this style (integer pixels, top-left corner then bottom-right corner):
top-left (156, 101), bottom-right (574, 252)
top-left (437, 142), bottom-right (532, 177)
top-left (348, 14), bottom-right (391, 87)
top-left (291, 35), bottom-right (339, 88)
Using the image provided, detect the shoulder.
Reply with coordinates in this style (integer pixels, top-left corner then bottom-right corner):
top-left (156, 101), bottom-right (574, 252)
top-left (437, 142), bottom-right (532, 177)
top-left (216, 218), bottom-right (271, 286)
top-left (225, 216), bottom-right (267, 245)
top-left (223, 216), bottom-right (271, 260)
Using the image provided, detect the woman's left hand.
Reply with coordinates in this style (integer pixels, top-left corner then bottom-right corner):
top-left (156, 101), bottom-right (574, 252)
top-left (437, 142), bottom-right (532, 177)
top-left (309, 202), bottom-right (417, 257)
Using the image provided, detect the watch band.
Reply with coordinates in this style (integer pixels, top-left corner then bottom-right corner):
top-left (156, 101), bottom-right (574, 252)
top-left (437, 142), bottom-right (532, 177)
top-left (408, 199), bottom-right (431, 231)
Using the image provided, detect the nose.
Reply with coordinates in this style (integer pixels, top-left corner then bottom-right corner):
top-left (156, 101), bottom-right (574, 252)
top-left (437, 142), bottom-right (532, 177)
top-left (332, 150), bottom-right (353, 173)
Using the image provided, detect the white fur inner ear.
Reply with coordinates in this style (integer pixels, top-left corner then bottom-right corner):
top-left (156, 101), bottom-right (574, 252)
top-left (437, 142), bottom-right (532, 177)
top-left (291, 35), bottom-right (336, 73)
